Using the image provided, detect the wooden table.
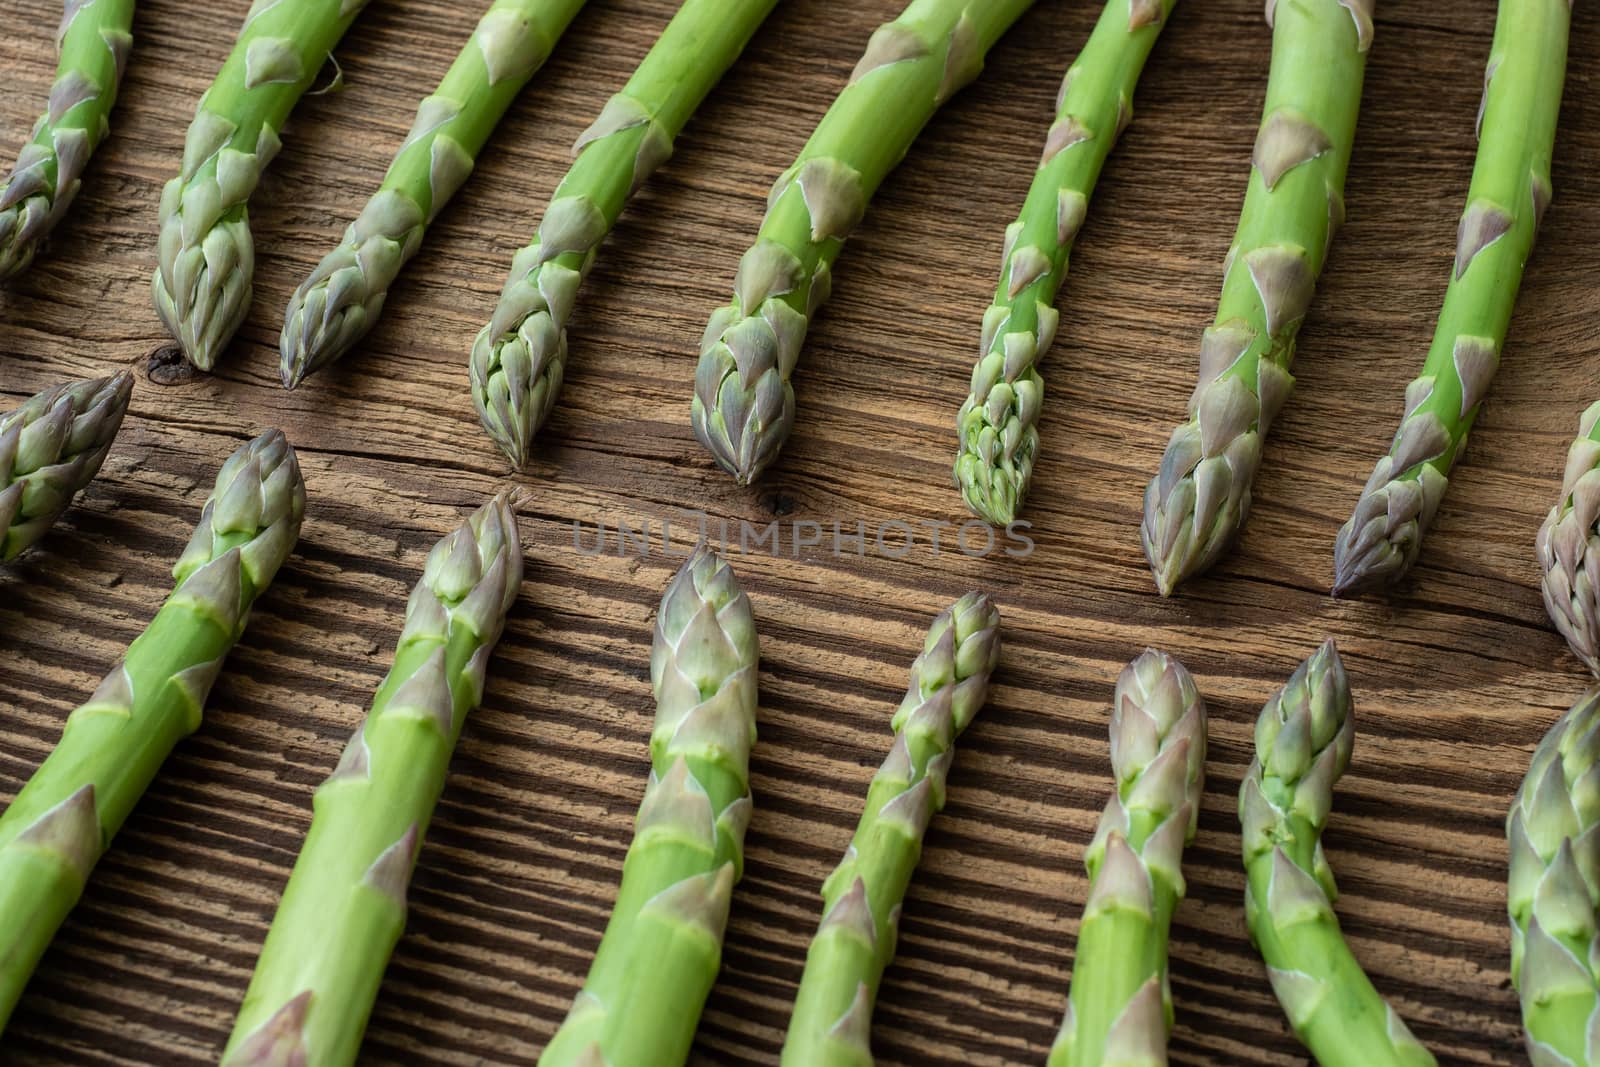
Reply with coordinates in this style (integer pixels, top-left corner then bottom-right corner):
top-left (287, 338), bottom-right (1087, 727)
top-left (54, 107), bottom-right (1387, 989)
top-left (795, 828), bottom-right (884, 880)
top-left (0, 0), bottom-right (1589, 1063)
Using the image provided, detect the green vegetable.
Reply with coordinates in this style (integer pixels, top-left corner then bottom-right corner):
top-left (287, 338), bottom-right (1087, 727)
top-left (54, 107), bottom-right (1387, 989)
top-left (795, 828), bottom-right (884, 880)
top-left (781, 592), bottom-right (1001, 1066)
top-left (0, 430), bottom-right (305, 1033)
top-left (0, 0), bottom-right (134, 281)
top-left (1333, 0), bottom-right (1568, 595)
top-left (1538, 402), bottom-right (1600, 676)
top-left (1141, 0), bottom-right (1371, 595)
top-left (1239, 640), bottom-right (1435, 1067)
top-left (1048, 649), bottom-right (1205, 1067)
top-left (1507, 687), bottom-right (1600, 1066)
top-left (223, 496), bottom-right (522, 1067)
top-left (281, 0), bottom-right (589, 387)
top-left (471, 0), bottom-right (777, 467)
top-left (1, 371), bottom-right (133, 561)
top-left (691, 0), bottom-right (1036, 485)
top-left (152, 0), bottom-right (371, 371)
top-left (954, 0), bottom-right (1174, 526)
top-left (539, 548), bottom-right (759, 1067)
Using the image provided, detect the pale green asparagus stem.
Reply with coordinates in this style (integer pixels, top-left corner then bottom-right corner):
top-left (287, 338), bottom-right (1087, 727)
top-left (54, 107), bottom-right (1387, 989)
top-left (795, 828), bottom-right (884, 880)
top-left (471, 0), bottom-right (777, 467)
top-left (539, 547), bottom-right (759, 1067)
top-left (1, 371), bottom-right (133, 561)
top-left (691, 0), bottom-right (1036, 485)
top-left (1049, 650), bottom-right (1205, 1067)
top-left (0, 0), bottom-right (134, 280)
top-left (152, 0), bottom-right (371, 371)
top-left (1240, 640), bottom-right (1435, 1067)
top-left (280, 0), bottom-right (588, 387)
top-left (224, 495), bottom-right (522, 1067)
top-left (1538, 402), bottom-right (1600, 675)
top-left (1333, 0), bottom-right (1568, 595)
top-left (1141, 0), bottom-right (1372, 595)
top-left (1507, 688), bottom-right (1600, 1065)
top-left (954, 0), bottom-right (1174, 526)
top-left (781, 592), bottom-right (1001, 1066)
top-left (0, 430), bottom-right (304, 1033)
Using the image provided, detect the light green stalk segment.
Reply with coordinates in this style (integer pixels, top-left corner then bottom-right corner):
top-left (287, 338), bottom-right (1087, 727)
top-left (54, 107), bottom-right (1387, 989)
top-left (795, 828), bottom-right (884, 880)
top-left (0, 430), bottom-right (305, 1033)
top-left (1538, 403), bottom-right (1600, 676)
top-left (691, 0), bottom-right (1036, 485)
top-left (1049, 649), bottom-right (1205, 1067)
top-left (223, 496), bottom-right (522, 1067)
top-left (1333, 0), bottom-right (1568, 595)
top-left (152, 0), bottom-right (371, 371)
top-left (1239, 640), bottom-right (1436, 1067)
top-left (1507, 688), bottom-right (1600, 1066)
top-left (781, 592), bottom-right (1001, 1066)
top-left (0, 0), bottom-right (134, 280)
top-left (280, 0), bottom-right (589, 387)
top-left (0, 371), bottom-right (133, 561)
top-left (954, 0), bottom-right (1174, 527)
top-left (539, 547), bottom-right (759, 1067)
top-left (1141, 0), bottom-right (1372, 595)
top-left (470, 0), bottom-right (777, 468)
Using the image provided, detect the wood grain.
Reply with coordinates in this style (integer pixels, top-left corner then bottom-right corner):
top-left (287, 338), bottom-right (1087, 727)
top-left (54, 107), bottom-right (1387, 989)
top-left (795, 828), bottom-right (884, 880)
top-left (0, 0), bottom-right (1591, 1063)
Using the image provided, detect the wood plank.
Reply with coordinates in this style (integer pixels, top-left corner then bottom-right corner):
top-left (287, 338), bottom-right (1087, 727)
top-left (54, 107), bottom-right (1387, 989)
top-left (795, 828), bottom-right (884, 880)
top-left (0, 0), bottom-right (1590, 1063)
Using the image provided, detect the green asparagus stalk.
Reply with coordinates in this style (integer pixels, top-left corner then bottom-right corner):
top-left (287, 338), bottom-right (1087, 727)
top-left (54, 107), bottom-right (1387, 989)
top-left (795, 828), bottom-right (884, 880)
top-left (1333, 0), bottom-right (1567, 596)
top-left (280, 0), bottom-right (588, 387)
top-left (691, 0), bottom-right (1036, 485)
top-left (1239, 640), bottom-right (1435, 1067)
top-left (1048, 649), bottom-right (1205, 1067)
top-left (781, 592), bottom-right (1001, 1066)
top-left (152, 0), bottom-right (371, 371)
top-left (471, 0), bottom-right (777, 468)
top-left (539, 547), bottom-right (759, 1067)
top-left (1141, 0), bottom-right (1372, 595)
top-left (1538, 402), bottom-right (1600, 676)
top-left (1, 371), bottom-right (133, 561)
top-left (1507, 687), bottom-right (1600, 1065)
top-left (223, 495), bottom-right (521, 1066)
top-left (954, 0), bottom-right (1174, 526)
top-left (0, 0), bottom-right (134, 281)
top-left (0, 429), bottom-right (304, 1033)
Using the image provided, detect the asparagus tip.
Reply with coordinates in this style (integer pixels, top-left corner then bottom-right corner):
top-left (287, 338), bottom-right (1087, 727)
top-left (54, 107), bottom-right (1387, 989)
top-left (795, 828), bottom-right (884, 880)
top-left (279, 349), bottom-right (307, 391)
top-left (954, 465), bottom-right (1019, 527)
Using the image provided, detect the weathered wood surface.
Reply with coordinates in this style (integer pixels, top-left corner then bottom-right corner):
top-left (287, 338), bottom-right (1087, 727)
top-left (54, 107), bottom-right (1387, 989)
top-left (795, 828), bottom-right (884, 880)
top-left (0, 0), bottom-right (1592, 1062)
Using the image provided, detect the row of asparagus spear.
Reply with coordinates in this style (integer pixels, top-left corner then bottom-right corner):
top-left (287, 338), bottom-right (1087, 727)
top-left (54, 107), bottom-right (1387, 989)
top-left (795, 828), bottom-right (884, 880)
top-left (2, 0), bottom-right (1569, 602)
top-left (0, 365), bottom-right (1482, 1065)
top-left (0, 384), bottom-right (1444, 1065)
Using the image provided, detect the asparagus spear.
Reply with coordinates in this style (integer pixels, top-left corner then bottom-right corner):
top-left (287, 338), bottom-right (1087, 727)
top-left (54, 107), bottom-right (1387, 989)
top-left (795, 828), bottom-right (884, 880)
top-left (1140, 0), bottom-right (1372, 595)
top-left (954, 0), bottom-right (1174, 527)
top-left (280, 0), bottom-right (588, 387)
top-left (471, 0), bottom-right (777, 467)
top-left (1507, 687), bottom-right (1600, 1065)
top-left (152, 0), bottom-right (371, 371)
top-left (0, 0), bottom-right (134, 281)
top-left (1239, 640), bottom-right (1435, 1066)
top-left (1333, 0), bottom-right (1567, 596)
top-left (0, 430), bottom-right (304, 1033)
top-left (781, 592), bottom-right (1001, 1066)
top-left (223, 495), bottom-right (522, 1067)
top-left (1048, 649), bottom-right (1205, 1067)
top-left (691, 0), bottom-right (1036, 486)
top-left (540, 547), bottom-right (758, 1067)
top-left (1, 371), bottom-right (133, 561)
top-left (1538, 402), bottom-right (1600, 676)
